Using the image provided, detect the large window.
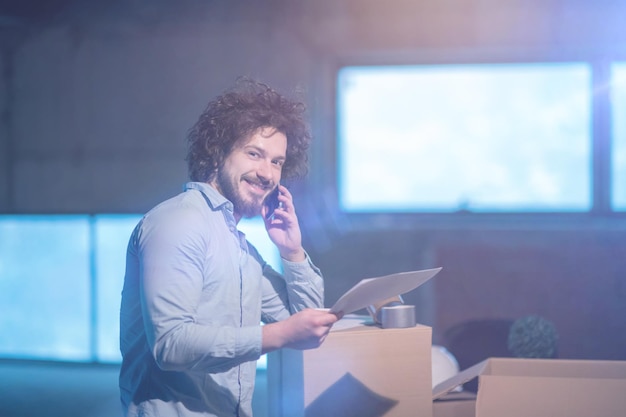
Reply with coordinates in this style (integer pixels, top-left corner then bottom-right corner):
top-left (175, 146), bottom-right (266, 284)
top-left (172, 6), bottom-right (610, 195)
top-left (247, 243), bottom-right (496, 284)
top-left (0, 216), bottom-right (92, 361)
top-left (94, 214), bottom-right (142, 362)
top-left (612, 63), bottom-right (626, 211)
top-left (337, 63), bottom-right (593, 213)
top-left (0, 214), bottom-right (279, 365)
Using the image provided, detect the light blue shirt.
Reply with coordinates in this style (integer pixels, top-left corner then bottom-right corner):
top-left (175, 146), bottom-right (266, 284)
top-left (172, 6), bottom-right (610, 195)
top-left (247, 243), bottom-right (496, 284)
top-left (119, 182), bottom-right (324, 417)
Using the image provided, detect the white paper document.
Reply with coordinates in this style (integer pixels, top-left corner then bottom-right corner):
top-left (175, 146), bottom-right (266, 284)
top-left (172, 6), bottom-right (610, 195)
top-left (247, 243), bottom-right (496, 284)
top-left (329, 267), bottom-right (443, 315)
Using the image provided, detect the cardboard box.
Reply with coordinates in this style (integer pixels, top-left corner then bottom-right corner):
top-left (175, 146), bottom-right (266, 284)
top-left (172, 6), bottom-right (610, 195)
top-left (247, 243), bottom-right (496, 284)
top-left (268, 319), bottom-right (433, 417)
top-left (433, 357), bottom-right (626, 417)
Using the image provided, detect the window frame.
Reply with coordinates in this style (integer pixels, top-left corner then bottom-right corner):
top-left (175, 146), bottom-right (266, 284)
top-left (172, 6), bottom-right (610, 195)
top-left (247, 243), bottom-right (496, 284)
top-left (310, 52), bottom-right (626, 232)
top-left (336, 61), bottom-right (594, 214)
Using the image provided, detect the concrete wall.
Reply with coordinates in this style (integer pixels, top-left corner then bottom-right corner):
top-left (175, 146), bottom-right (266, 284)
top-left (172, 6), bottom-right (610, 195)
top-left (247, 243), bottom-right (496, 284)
top-left (2, 0), bottom-right (626, 362)
top-left (2, 1), bottom-right (319, 213)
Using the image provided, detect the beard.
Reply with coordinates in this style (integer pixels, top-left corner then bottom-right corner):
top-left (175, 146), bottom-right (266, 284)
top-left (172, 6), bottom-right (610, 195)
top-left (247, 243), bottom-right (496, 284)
top-left (216, 169), bottom-right (265, 219)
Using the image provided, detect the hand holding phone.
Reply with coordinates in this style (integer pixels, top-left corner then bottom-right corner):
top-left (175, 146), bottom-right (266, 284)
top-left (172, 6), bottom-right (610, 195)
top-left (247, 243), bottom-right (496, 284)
top-left (264, 185), bottom-right (282, 220)
top-left (262, 184), bottom-right (305, 262)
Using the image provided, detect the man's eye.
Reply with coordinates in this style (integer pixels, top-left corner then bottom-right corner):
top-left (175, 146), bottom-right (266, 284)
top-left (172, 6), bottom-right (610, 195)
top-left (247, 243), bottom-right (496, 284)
top-left (273, 160), bottom-right (285, 167)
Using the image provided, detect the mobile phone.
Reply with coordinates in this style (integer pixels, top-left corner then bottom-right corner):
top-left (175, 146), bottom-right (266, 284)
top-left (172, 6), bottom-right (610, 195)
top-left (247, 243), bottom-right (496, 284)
top-left (264, 185), bottom-right (281, 220)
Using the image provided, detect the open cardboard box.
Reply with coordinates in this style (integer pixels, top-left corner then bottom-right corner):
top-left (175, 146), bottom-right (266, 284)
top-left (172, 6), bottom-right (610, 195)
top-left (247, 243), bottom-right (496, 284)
top-left (268, 317), bottom-right (434, 417)
top-left (433, 357), bottom-right (626, 417)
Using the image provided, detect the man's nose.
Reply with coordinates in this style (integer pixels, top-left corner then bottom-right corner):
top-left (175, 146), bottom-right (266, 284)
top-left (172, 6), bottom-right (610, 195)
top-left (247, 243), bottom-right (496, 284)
top-left (256, 159), bottom-right (275, 182)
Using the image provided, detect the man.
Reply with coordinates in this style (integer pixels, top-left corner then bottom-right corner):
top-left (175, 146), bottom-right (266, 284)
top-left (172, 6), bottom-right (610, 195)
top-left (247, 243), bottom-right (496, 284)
top-left (119, 79), bottom-right (339, 417)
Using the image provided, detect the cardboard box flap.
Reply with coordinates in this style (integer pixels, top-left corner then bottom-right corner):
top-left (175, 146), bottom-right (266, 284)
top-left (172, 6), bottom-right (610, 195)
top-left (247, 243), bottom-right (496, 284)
top-left (432, 358), bottom-right (489, 399)
top-left (433, 357), bottom-right (626, 400)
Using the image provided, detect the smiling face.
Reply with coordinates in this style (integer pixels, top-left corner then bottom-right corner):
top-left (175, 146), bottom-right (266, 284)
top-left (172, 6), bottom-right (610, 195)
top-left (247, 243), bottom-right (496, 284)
top-left (210, 126), bottom-right (287, 220)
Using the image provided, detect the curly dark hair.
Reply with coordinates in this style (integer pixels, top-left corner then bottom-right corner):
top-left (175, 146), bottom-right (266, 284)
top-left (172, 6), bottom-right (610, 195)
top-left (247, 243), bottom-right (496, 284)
top-left (186, 79), bottom-right (312, 183)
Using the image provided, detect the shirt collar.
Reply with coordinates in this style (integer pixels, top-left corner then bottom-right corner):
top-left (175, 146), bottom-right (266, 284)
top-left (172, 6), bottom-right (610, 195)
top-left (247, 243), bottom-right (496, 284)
top-left (184, 181), bottom-right (234, 213)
